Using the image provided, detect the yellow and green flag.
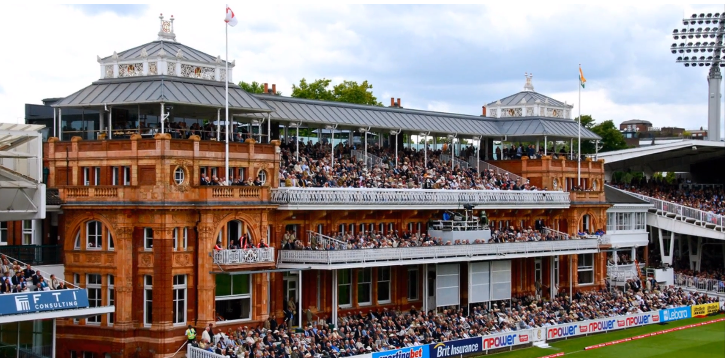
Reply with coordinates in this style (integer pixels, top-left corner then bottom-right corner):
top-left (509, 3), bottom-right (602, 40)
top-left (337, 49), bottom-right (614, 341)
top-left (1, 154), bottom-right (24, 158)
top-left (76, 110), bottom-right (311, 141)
top-left (579, 66), bottom-right (586, 89)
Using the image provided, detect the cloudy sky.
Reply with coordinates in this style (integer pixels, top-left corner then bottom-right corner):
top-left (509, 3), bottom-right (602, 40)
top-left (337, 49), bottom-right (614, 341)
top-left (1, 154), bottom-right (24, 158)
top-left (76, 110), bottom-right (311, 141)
top-left (0, 3), bottom-right (721, 132)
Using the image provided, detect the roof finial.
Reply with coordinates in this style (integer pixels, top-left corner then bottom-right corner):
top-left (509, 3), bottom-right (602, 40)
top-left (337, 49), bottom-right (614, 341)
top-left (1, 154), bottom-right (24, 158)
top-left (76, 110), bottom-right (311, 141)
top-left (158, 12), bottom-right (177, 42)
top-left (524, 72), bottom-right (534, 91)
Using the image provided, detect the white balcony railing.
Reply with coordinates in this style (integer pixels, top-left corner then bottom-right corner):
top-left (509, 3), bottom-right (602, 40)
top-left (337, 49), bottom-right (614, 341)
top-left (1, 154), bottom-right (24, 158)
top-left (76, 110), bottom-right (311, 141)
top-left (278, 239), bottom-right (598, 266)
top-left (213, 248), bottom-right (275, 265)
top-left (271, 188), bottom-right (570, 209)
top-left (613, 186), bottom-right (725, 232)
top-left (675, 273), bottom-right (725, 294)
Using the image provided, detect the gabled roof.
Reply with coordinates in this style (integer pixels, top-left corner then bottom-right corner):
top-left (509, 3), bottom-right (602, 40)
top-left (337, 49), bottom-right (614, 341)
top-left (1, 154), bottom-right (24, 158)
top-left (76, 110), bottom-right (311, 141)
top-left (252, 96), bottom-right (501, 137)
top-left (496, 117), bottom-right (599, 140)
top-left (53, 76), bottom-right (270, 112)
top-left (101, 40), bottom-right (228, 66)
top-left (487, 91), bottom-right (571, 108)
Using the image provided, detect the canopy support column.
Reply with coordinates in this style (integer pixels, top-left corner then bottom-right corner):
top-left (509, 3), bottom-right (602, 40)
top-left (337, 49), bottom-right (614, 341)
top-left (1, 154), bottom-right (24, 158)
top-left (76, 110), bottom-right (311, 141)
top-left (296, 125), bottom-right (300, 162)
top-left (267, 113), bottom-right (271, 143)
top-left (422, 264), bottom-right (429, 313)
top-left (570, 139), bottom-right (573, 159)
top-left (160, 103), bottom-right (165, 134)
top-left (52, 107), bottom-right (56, 138)
top-left (108, 106), bottom-right (113, 139)
top-left (544, 136), bottom-right (547, 156)
top-left (331, 270), bottom-right (338, 327)
top-left (595, 140), bottom-right (599, 160)
top-left (298, 270), bottom-right (303, 328)
top-left (58, 109), bottom-right (62, 140)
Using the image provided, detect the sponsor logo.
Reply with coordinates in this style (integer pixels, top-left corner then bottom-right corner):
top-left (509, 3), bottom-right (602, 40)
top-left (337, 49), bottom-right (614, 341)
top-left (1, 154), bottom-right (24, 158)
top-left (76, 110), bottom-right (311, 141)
top-left (660, 307), bottom-right (690, 323)
top-left (482, 334), bottom-right (517, 349)
top-left (376, 347), bottom-right (424, 358)
top-left (587, 320), bottom-right (615, 333)
top-left (652, 315), bottom-right (659, 322)
top-left (691, 303), bottom-right (720, 317)
top-left (617, 320), bottom-right (625, 327)
top-left (579, 326), bottom-right (588, 333)
top-left (625, 315), bottom-right (649, 327)
top-left (14, 296), bottom-right (30, 311)
top-left (547, 325), bottom-right (576, 339)
top-left (519, 335), bottom-right (529, 343)
top-left (431, 338), bottom-right (481, 358)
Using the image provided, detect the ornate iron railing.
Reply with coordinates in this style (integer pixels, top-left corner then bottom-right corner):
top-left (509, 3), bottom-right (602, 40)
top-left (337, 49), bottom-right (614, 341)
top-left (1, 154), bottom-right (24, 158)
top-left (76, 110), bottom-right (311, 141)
top-left (279, 239), bottom-right (598, 265)
top-left (613, 186), bottom-right (725, 232)
top-left (213, 248), bottom-right (275, 265)
top-left (271, 188), bottom-right (570, 208)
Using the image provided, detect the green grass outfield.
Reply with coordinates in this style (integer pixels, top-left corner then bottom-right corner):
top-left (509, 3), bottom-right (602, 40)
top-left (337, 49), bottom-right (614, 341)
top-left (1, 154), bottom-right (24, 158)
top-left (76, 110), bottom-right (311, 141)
top-left (486, 315), bottom-right (725, 358)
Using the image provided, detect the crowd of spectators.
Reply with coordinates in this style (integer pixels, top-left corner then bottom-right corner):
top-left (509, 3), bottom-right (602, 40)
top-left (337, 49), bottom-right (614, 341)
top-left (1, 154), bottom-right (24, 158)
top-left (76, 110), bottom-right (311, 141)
top-left (0, 255), bottom-right (68, 293)
top-left (613, 181), bottom-right (725, 216)
top-left (281, 224), bottom-right (601, 251)
top-left (191, 279), bottom-right (719, 358)
top-left (202, 175), bottom-right (265, 186)
top-left (278, 140), bottom-right (539, 191)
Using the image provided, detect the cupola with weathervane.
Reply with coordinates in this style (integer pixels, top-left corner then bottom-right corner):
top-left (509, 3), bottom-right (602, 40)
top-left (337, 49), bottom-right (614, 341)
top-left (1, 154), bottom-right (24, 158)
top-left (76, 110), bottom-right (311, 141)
top-left (486, 73), bottom-right (574, 119)
top-left (96, 14), bottom-right (235, 82)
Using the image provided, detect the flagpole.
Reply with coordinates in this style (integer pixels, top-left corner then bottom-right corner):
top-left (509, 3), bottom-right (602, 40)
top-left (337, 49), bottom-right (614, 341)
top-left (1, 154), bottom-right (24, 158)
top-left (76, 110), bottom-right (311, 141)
top-left (577, 64), bottom-right (581, 188)
top-left (225, 6), bottom-right (230, 185)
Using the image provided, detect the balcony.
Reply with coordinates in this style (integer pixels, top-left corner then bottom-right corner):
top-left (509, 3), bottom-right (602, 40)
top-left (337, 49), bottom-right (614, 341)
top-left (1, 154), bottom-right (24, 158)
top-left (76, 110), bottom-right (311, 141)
top-left (0, 245), bottom-right (62, 266)
top-left (277, 239), bottom-right (599, 269)
top-left (271, 188), bottom-right (570, 210)
top-left (213, 248), bottom-right (275, 266)
top-left (59, 185), bottom-right (271, 205)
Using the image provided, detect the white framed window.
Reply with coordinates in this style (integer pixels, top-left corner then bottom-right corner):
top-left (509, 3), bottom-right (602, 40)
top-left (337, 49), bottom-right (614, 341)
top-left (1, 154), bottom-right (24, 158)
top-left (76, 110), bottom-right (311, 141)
top-left (607, 212), bottom-right (615, 232)
top-left (112, 167), bottom-right (119, 185)
top-left (73, 273), bottom-right (81, 323)
top-left (359, 223), bottom-right (365, 234)
top-left (553, 257), bottom-right (560, 286)
top-left (107, 229), bottom-right (114, 251)
top-left (408, 222), bottom-right (413, 232)
top-left (201, 167), bottom-right (207, 177)
top-left (348, 223), bottom-right (354, 236)
top-left (635, 212), bottom-right (646, 230)
top-left (215, 274), bottom-right (252, 321)
top-left (144, 275), bottom-right (153, 326)
top-left (368, 223), bottom-right (374, 233)
top-left (83, 167), bottom-right (90, 186)
top-left (377, 267), bottom-right (391, 304)
top-left (174, 167), bottom-right (185, 185)
top-left (173, 228), bottom-right (178, 250)
top-left (378, 223), bottom-right (384, 234)
top-left (173, 275), bottom-right (187, 325)
top-left (337, 269), bottom-right (352, 307)
top-left (173, 227), bottom-right (188, 251)
top-left (108, 275), bottom-right (115, 325)
top-left (389, 222), bottom-right (394, 233)
top-left (86, 221), bottom-right (102, 250)
top-left (0, 222), bottom-right (7, 245)
top-left (357, 268), bottom-right (372, 305)
top-left (578, 254), bottom-right (594, 285)
top-left (22, 220), bottom-right (33, 245)
top-left (144, 228), bottom-right (153, 250)
top-left (123, 166), bottom-right (131, 186)
top-left (535, 258), bottom-right (542, 283)
top-left (407, 267), bottom-right (419, 300)
top-left (417, 222), bottom-right (422, 233)
top-left (93, 167), bottom-right (101, 186)
top-left (74, 231), bottom-right (81, 250)
top-left (258, 170), bottom-right (267, 185)
top-left (237, 168), bottom-right (244, 181)
top-left (211, 167), bottom-right (218, 178)
top-left (86, 274), bottom-right (102, 324)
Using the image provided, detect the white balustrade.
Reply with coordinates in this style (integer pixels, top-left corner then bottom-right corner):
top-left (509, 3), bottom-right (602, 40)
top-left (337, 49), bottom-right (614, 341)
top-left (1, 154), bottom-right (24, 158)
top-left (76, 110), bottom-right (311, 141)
top-left (308, 230), bottom-right (348, 249)
top-left (188, 345), bottom-right (227, 358)
top-left (612, 185), bottom-right (725, 232)
top-left (675, 273), bottom-right (725, 294)
top-left (213, 248), bottom-right (275, 265)
top-left (271, 188), bottom-right (570, 208)
top-left (279, 239), bottom-right (598, 265)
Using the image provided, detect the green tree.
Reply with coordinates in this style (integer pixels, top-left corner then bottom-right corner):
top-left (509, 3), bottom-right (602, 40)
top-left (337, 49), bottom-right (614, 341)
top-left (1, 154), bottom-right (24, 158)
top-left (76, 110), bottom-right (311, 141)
top-left (239, 81), bottom-right (282, 95)
top-left (291, 78), bottom-right (382, 106)
top-left (574, 115), bottom-right (628, 154)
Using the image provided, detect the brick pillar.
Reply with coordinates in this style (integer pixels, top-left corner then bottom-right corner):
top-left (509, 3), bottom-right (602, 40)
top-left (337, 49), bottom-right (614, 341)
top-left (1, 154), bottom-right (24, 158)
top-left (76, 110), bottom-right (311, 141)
top-left (113, 226), bottom-right (135, 330)
top-left (152, 226), bottom-right (174, 327)
top-left (197, 214), bottom-right (217, 326)
top-left (253, 273), bottom-right (270, 320)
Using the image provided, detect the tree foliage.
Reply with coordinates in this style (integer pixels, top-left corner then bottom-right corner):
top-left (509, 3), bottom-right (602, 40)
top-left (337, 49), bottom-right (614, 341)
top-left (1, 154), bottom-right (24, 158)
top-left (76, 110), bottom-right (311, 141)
top-left (239, 81), bottom-right (282, 95)
top-left (574, 115), bottom-right (628, 154)
top-left (291, 78), bottom-right (382, 106)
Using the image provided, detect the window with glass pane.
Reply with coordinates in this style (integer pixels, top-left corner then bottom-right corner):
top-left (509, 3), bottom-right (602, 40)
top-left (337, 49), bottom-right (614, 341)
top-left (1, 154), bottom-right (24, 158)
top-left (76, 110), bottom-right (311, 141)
top-left (107, 230), bottom-right (114, 251)
top-left (112, 167), bottom-right (119, 185)
top-left (377, 267), bottom-right (391, 303)
top-left (87, 274), bottom-right (102, 323)
top-left (22, 220), bottom-right (33, 245)
top-left (144, 275), bottom-right (153, 326)
top-left (577, 254), bottom-right (594, 285)
top-left (607, 213), bottom-right (615, 232)
top-left (215, 274), bottom-right (251, 321)
top-left (93, 167), bottom-right (101, 185)
top-left (144, 228), bottom-right (153, 250)
top-left (123, 166), bottom-right (131, 185)
top-left (108, 275), bottom-right (114, 325)
top-left (357, 268), bottom-right (372, 305)
top-left (338, 269), bottom-right (352, 306)
top-left (86, 221), bottom-right (102, 249)
top-left (0, 222), bottom-right (7, 245)
top-left (408, 268), bottom-right (419, 300)
top-left (173, 228), bottom-right (178, 250)
top-left (172, 275), bottom-right (187, 325)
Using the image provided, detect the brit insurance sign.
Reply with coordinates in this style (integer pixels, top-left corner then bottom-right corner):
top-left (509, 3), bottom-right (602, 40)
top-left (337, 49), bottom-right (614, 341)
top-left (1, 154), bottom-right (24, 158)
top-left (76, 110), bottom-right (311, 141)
top-left (0, 289), bottom-right (89, 315)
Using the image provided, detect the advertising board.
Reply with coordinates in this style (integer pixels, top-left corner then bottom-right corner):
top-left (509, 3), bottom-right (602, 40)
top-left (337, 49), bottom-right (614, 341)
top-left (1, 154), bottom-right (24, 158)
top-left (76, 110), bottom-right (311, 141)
top-left (480, 330), bottom-right (532, 350)
top-left (372, 346), bottom-right (428, 358)
top-left (0, 289), bottom-right (89, 316)
top-left (659, 307), bottom-right (691, 323)
top-left (691, 302), bottom-right (720, 317)
top-left (430, 337), bottom-right (481, 358)
top-left (546, 312), bottom-right (657, 340)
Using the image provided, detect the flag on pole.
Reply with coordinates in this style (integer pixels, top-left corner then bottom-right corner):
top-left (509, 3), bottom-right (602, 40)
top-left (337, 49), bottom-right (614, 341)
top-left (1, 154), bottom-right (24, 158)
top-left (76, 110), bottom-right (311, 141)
top-left (579, 66), bottom-right (586, 88)
top-left (225, 5), bottom-right (238, 27)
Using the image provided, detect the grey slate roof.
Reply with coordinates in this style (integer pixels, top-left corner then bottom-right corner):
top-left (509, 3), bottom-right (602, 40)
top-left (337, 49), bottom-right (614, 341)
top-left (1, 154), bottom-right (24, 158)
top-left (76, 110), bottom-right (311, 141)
top-left (620, 119), bottom-right (652, 125)
top-left (496, 118), bottom-right (599, 140)
top-left (604, 186), bottom-right (651, 205)
top-left (101, 40), bottom-right (227, 65)
top-left (487, 91), bottom-right (571, 108)
top-left (252, 96), bottom-right (501, 137)
top-left (53, 76), bottom-right (271, 112)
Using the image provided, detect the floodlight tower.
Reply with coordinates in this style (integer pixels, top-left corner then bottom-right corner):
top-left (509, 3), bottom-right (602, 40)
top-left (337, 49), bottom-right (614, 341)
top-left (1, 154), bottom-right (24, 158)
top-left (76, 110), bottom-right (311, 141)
top-left (671, 11), bottom-right (725, 141)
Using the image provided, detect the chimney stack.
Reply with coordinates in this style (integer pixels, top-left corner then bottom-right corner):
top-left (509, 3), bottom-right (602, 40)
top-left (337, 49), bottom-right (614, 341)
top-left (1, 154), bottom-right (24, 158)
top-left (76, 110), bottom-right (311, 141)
top-left (390, 97), bottom-right (395, 107)
top-left (396, 98), bottom-right (401, 108)
top-left (482, 106), bottom-right (487, 117)
top-left (263, 83), bottom-right (269, 94)
top-left (272, 84), bottom-right (277, 94)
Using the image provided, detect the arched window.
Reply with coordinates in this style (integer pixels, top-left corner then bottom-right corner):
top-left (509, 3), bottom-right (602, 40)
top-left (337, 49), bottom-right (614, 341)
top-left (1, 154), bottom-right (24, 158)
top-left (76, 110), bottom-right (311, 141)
top-left (78, 220), bottom-right (114, 251)
top-left (258, 170), bottom-right (268, 185)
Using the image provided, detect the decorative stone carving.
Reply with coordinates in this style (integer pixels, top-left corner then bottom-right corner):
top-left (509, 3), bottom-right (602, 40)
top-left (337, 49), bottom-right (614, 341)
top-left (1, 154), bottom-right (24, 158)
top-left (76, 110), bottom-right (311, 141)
top-left (116, 227), bottom-right (134, 238)
top-left (87, 255), bottom-right (101, 264)
top-left (139, 253), bottom-right (154, 267)
top-left (175, 49), bottom-right (184, 59)
top-left (140, 48), bottom-right (148, 58)
top-left (148, 62), bottom-right (158, 75)
top-left (198, 226), bottom-right (214, 236)
top-left (112, 51), bottom-right (119, 60)
top-left (174, 253), bottom-right (192, 267)
top-left (119, 63), bottom-right (144, 77)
